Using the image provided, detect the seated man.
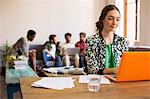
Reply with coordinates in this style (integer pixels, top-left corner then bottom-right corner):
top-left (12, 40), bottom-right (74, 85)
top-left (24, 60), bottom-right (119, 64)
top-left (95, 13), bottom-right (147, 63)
top-left (8, 30), bottom-right (47, 76)
top-left (42, 34), bottom-right (62, 67)
top-left (61, 33), bottom-right (79, 68)
top-left (6, 30), bottom-right (39, 99)
top-left (8, 30), bottom-right (37, 70)
top-left (75, 32), bottom-right (87, 68)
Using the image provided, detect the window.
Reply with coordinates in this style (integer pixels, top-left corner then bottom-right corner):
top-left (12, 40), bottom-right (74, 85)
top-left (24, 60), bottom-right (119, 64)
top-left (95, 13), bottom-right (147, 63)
top-left (115, 0), bottom-right (140, 42)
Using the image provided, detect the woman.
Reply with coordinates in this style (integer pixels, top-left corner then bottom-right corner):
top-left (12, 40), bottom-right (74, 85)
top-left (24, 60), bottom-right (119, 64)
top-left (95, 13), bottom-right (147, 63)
top-left (85, 5), bottom-right (128, 74)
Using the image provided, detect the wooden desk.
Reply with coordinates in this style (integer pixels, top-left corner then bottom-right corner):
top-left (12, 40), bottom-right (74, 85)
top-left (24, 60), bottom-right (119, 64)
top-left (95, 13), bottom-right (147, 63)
top-left (20, 77), bottom-right (150, 99)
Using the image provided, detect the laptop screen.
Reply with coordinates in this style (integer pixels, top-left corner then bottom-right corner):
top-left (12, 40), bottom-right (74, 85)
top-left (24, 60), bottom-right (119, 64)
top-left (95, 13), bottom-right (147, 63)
top-left (63, 48), bottom-right (80, 55)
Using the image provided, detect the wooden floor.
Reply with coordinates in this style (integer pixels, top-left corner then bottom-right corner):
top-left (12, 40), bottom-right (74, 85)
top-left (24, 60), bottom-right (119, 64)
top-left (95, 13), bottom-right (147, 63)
top-left (0, 67), bottom-right (22, 99)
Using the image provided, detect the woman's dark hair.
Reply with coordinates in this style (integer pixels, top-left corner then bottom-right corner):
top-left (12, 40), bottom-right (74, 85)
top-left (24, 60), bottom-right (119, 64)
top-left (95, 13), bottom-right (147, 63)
top-left (49, 34), bottom-right (56, 44)
top-left (96, 5), bottom-right (120, 33)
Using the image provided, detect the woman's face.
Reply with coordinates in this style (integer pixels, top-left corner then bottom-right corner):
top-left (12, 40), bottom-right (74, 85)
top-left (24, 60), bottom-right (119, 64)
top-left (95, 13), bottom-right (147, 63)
top-left (102, 10), bottom-right (120, 33)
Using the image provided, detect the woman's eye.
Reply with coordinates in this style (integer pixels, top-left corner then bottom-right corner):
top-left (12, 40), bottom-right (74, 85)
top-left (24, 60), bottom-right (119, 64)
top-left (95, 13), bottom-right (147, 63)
top-left (116, 18), bottom-right (120, 21)
top-left (108, 17), bottom-right (113, 20)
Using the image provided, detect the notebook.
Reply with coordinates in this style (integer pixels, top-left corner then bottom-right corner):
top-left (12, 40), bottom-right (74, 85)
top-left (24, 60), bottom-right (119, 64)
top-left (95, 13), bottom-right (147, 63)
top-left (63, 48), bottom-right (80, 56)
top-left (105, 51), bottom-right (150, 82)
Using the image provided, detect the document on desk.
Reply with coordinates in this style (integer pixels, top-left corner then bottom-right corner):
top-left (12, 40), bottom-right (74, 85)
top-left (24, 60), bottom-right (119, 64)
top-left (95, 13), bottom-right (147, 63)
top-left (43, 67), bottom-right (65, 73)
top-left (31, 77), bottom-right (74, 90)
top-left (79, 75), bottom-right (111, 84)
top-left (43, 66), bottom-right (85, 74)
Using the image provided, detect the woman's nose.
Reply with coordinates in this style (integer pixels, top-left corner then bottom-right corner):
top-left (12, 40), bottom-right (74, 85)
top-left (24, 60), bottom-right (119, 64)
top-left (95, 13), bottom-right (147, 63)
top-left (112, 20), bottom-right (117, 25)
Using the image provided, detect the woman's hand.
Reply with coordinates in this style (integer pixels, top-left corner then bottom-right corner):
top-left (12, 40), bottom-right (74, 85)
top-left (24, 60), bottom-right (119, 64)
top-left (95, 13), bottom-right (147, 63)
top-left (111, 67), bottom-right (118, 74)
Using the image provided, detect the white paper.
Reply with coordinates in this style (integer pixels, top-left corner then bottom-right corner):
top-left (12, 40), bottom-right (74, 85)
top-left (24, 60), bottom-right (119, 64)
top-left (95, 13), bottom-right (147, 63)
top-left (79, 75), bottom-right (110, 84)
top-left (43, 67), bottom-right (65, 73)
top-left (100, 76), bottom-right (111, 84)
top-left (14, 65), bottom-right (27, 70)
top-left (14, 60), bottom-right (28, 65)
top-left (31, 77), bottom-right (74, 90)
top-left (43, 66), bottom-right (84, 74)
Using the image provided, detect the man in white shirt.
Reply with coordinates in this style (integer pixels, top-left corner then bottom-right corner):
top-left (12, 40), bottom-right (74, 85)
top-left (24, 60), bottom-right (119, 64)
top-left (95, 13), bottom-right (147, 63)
top-left (61, 33), bottom-right (79, 68)
top-left (10, 30), bottom-right (36, 57)
top-left (8, 30), bottom-right (37, 71)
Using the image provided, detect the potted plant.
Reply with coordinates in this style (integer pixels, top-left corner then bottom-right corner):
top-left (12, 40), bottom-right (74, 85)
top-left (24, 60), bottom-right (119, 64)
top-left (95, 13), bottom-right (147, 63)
top-left (0, 40), bottom-right (11, 75)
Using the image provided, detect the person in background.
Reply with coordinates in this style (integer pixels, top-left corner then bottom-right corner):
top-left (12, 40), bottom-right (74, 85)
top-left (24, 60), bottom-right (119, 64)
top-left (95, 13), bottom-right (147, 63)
top-left (8, 30), bottom-right (37, 70)
top-left (10, 30), bottom-right (36, 57)
top-left (75, 32), bottom-right (87, 68)
top-left (61, 33), bottom-right (79, 68)
top-left (6, 30), bottom-right (46, 99)
top-left (85, 5), bottom-right (128, 75)
top-left (42, 34), bottom-right (62, 67)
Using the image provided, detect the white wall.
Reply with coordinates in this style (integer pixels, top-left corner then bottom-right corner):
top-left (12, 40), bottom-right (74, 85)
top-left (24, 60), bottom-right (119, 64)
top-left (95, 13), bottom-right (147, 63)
top-left (0, 0), bottom-right (2, 44)
top-left (0, 0), bottom-right (105, 45)
top-left (135, 0), bottom-right (150, 46)
top-left (1, 0), bottom-right (150, 46)
top-left (106, 0), bottom-right (115, 4)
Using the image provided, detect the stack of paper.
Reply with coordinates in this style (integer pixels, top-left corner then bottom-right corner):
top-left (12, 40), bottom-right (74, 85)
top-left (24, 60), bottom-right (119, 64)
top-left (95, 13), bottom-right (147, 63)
top-left (43, 66), bottom-right (85, 75)
top-left (14, 60), bottom-right (28, 69)
top-left (43, 67), bottom-right (65, 73)
top-left (31, 77), bottom-right (75, 90)
top-left (14, 60), bottom-right (28, 65)
top-left (79, 75), bottom-right (111, 84)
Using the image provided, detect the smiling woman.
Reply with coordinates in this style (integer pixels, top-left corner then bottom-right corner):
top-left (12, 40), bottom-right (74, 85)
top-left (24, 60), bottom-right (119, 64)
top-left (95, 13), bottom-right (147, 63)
top-left (85, 5), bottom-right (128, 75)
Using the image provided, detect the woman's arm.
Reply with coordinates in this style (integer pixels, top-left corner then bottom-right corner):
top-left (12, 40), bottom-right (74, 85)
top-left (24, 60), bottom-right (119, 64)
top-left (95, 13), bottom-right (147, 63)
top-left (103, 67), bottom-right (118, 74)
top-left (85, 37), bottom-right (100, 74)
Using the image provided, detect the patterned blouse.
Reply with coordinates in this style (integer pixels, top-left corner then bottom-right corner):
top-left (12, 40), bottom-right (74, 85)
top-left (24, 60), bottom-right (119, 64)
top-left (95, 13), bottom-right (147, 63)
top-left (85, 33), bottom-right (128, 74)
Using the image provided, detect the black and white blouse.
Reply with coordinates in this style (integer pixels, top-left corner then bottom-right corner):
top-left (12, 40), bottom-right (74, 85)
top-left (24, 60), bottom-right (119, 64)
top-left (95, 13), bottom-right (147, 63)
top-left (85, 33), bottom-right (128, 74)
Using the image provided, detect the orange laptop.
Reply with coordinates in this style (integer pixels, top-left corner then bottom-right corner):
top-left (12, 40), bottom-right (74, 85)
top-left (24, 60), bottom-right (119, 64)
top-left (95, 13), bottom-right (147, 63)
top-left (105, 51), bottom-right (150, 82)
